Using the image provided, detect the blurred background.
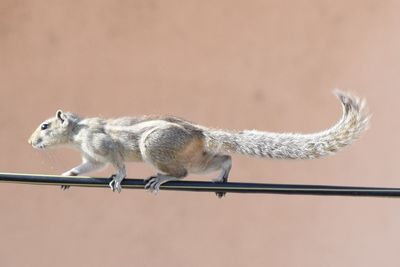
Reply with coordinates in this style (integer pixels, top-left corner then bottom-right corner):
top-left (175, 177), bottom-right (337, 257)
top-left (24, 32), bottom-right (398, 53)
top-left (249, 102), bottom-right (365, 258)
top-left (0, 0), bottom-right (399, 266)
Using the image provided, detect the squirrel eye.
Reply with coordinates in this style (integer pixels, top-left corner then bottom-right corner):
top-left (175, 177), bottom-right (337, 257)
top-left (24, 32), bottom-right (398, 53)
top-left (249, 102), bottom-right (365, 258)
top-left (41, 123), bottom-right (49, 130)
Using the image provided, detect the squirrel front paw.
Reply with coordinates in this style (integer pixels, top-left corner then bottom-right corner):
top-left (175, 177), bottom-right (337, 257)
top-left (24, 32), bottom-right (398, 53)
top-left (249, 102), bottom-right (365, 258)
top-left (109, 175), bottom-right (122, 193)
top-left (60, 170), bottom-right (78, 190)
top-left (62, 170), bottom-right (78, 176)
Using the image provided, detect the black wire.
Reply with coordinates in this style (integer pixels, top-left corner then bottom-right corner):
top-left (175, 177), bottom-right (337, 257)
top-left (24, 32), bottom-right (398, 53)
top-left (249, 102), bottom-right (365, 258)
top-left (0, 172), bottom-right (399, 197)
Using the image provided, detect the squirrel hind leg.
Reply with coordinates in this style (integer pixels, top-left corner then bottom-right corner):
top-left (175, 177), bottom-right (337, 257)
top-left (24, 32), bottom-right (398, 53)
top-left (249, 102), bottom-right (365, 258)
top-left (204, 154), bottom-right (232, 199)
top-left (208, 155), bottom-right (232, 183)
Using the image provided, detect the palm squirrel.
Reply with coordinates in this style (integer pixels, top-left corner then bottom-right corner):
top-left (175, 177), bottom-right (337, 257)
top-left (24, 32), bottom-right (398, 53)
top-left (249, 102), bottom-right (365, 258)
top-left (28, 90), bottom-right (369, 197)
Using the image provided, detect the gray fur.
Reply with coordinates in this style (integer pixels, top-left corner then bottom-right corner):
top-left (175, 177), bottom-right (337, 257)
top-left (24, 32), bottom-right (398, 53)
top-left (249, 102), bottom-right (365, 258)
top-left (203, 90), bottom-right (370, 159)
top-left (28, 90), bottom-right (369, 194)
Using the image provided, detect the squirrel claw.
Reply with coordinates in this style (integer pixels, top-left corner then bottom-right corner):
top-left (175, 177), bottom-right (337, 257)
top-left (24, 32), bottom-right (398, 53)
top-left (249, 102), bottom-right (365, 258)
top-left (144, 176), bottom-right (161, 195)
top-left (215, 192), bottom-right (226, 198)
top-left (60, 170), bottom-right (77, 191)
top-left (109, 175), bottom-right (122, 193)
top-left (143, 176), bottom-right (155, 185)
top-left (60, 185), bottom-right (70, 191)
top-left (144, 174), bottom-right (178, 195)
top-left (213, 176), bottom-right (228, 199)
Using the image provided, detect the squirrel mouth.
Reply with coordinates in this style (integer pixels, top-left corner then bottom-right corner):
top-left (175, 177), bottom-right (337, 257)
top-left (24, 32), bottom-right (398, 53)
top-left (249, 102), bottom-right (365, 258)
top-left (29, 137), bottom-right (47, 149)
top-left (32, 143), bottom-right (47, 149)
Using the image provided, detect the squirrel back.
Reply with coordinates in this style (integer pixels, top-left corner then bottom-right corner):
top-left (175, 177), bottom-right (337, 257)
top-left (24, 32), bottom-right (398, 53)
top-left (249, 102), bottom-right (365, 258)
top-left (202, 90), bottom-right (370, 159)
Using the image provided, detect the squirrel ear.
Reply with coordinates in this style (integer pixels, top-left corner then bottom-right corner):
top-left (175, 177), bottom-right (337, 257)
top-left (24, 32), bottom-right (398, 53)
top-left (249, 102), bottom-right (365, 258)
top-left (56, 110), bottom-right (65, 123)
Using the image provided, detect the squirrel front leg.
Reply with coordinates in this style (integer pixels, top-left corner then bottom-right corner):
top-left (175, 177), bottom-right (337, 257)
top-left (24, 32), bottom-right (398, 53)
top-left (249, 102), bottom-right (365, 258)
top-left (109, 161), bottom-right (126, 193)
top-left (61, 159), bottom-right (106, 190)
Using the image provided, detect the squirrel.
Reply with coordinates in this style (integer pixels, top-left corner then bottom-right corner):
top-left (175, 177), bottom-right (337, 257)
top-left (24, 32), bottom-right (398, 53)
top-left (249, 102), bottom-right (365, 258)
top-left (28, 90), bottom-right (369, 197)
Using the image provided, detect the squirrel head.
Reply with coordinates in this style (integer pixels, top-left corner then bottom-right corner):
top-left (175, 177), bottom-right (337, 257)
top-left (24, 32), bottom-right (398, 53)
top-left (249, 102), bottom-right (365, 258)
top-left (28, 110), bottom-right (80, 149)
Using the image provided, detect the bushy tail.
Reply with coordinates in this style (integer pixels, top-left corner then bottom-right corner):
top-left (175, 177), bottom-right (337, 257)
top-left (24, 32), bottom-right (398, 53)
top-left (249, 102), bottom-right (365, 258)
top-left (203, 90), bottom-right (370, 159)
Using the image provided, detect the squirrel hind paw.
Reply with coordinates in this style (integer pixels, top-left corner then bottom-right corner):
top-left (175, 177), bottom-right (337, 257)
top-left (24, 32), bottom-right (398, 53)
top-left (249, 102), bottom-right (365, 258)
top-left (144, 174), bottom-right (179, 195)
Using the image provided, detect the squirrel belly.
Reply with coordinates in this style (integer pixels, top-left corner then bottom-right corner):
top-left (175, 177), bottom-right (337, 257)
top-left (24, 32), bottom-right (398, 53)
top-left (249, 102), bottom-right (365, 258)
top-left (202, 90), bottom-right (370, 159)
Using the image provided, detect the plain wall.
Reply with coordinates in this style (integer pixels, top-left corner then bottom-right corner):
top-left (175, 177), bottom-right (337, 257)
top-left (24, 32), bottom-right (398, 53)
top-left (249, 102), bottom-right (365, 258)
top-left (1, 1), bottom-right (399, 266)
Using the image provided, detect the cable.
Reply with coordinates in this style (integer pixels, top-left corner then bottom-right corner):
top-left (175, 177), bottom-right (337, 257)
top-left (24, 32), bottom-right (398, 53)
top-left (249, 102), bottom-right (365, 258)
top-left (0, 172), bottom-right (399, 197)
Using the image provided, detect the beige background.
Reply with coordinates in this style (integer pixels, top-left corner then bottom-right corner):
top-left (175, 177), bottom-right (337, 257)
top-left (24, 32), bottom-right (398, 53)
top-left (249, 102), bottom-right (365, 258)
top-left (1, 0), bottom-right (399, 266)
